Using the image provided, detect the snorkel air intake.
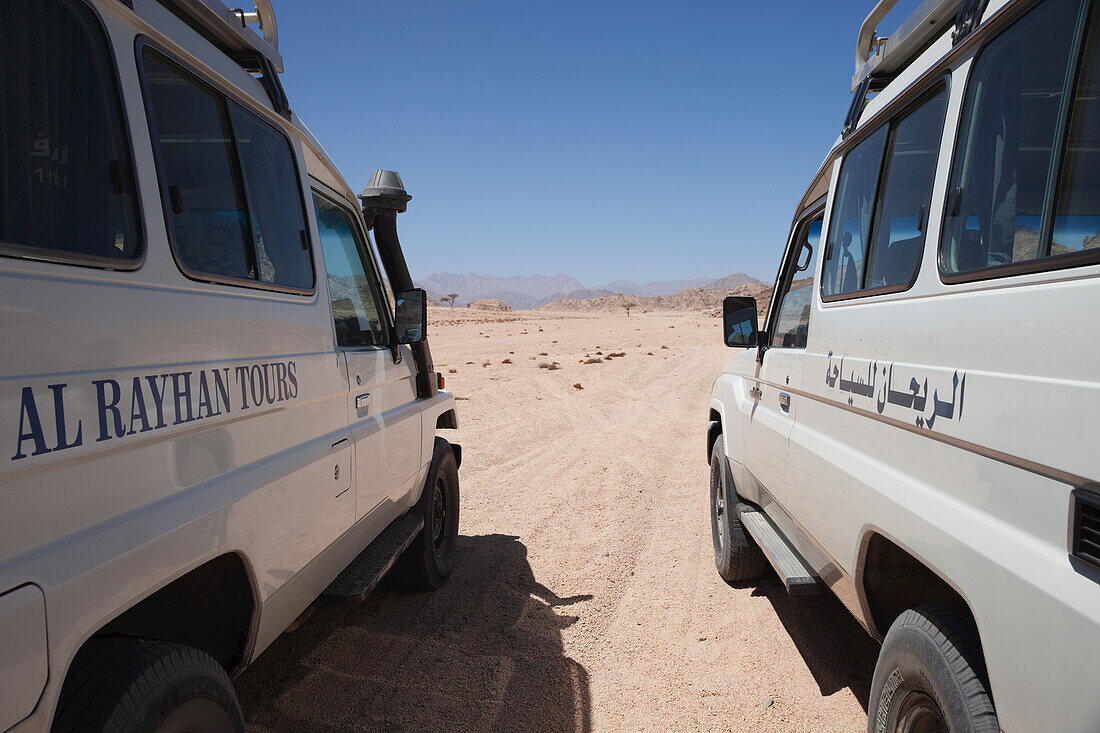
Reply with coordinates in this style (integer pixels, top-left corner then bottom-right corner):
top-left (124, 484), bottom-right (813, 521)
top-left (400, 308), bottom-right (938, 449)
top-left (360, 170), bottom-right (438, 399)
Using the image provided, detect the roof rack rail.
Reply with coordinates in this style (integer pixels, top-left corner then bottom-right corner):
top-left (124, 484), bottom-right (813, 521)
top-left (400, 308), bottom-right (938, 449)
top-left (852, 0), bottom-right (963, 92)
top-left (159, 0), bottom-right (291, 117)
top-left (160, 0), bottom-right (283, 73)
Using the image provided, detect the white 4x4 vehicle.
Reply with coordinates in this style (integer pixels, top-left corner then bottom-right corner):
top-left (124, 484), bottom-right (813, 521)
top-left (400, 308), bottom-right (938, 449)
top-left (0, 1), bottom-right (460, 730)
top-left (708, 0), bottom-right (1100, 730)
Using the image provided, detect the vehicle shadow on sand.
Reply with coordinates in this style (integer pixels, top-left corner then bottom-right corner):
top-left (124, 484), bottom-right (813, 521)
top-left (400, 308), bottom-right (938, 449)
top-left (747, 575), bottom-right (881, 711)
top-left (236, 534), bottom-right (592, 732)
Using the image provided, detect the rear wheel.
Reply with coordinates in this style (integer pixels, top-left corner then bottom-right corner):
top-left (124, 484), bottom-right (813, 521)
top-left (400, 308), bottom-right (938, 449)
top-left (867, 604), bottom-right (998, 733)
top-left (53, 638), bottom-right (243, 733)
top-left (397, 437), bottom-right (460, 590)
top-left (709, 439), bottom-right (767, 583)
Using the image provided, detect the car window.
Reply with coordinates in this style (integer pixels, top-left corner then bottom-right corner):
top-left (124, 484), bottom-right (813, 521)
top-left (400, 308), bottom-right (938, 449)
top-left (821, 127), bottom-right (888, 297)
top-left (1052, 7), bottom-right (1100, 257)
top-left (822, 87), bottom-right (947, 298)
top-left (772, 216), bottom-right (822, 349)
top-left (230, 104), bottom-right (313, 290)
top-left (142, 48), bottom-right (313, 290)
top-left (143, 53), bottom-right (252, 280)
top-left (867, 89), bottom-right (948, 288)
top-left (0, 0), bottom-right (140, 263)
top-left (940, 0), bottom-right (1094, 277)
top-left (313, 192), bottom-right (388, 348)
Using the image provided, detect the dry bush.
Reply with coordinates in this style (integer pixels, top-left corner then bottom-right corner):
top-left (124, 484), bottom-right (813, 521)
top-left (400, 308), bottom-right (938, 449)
top-left (573, 383), bottom-right (583, 390)
top-left (584, 357), bottom-right (603, 364)
top-left (607, 351), bottom-right (626, 358)
top-left (538, 352), bottom-right (548, 356)
top-left (538, 361), bottom-right (561, 370)
top-left (502, 358), bottom-right (512, 364)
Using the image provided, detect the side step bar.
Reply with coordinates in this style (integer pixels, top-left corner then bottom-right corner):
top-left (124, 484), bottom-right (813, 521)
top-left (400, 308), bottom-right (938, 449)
top-left (738, 505), bottom-right (821, 596)
top-left (323, 513), bottom-right (424, 602)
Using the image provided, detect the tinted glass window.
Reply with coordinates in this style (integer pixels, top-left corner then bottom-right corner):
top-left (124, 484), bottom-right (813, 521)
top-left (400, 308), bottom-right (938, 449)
top-left (821, 127), bottom-right (888, 296)
top-left (940, 0), bottom-right (1084, 275)
top-left (142, 49), bottom-right (313, 290)
top-left (1053, 9), bottom-right (1100, 256)
top-left (822, 89), bottom-right (948, 297)
top-left (867, 89), bottom-right (948, 288)
top-left (773, 217), bottom-right (821, 348)
top-left (313, 192), bottom-right (388, 347)
top-left (143, 53), bottom-right (252, 280)
top-left (230, 103), bottom-right (312, 289)
top-left (0, 0), bottom-right (140, 261)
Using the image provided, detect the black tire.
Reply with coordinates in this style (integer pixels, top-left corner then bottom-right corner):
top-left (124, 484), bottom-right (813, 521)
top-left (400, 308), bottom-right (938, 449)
top-left (867, 604), bottom-right (999, 733)
top-left (53, 638), bottom-right (243, 733)
top-left (396, 437), bottom-right (460, 590)
top-left (710, 439), bottom-right (767, 583)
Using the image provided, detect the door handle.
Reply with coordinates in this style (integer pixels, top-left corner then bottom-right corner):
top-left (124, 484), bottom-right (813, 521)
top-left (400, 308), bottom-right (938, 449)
top-left (355, 393), bottom-right (371, 411)
top-left (779, 392), bottom-right (791, 412)
top-left (749, 386), bottom-right (763, 400)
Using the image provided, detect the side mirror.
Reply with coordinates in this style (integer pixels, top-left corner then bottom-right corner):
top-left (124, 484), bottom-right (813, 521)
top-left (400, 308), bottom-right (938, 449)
top-left (394, 288), bottom-right (427, 344)
top-left (723, 296), bottom-right (759, 348)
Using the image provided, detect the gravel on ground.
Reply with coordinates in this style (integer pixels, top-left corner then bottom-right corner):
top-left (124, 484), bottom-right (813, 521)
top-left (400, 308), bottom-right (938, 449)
top-left (236, 310), bottom-right (880, 732)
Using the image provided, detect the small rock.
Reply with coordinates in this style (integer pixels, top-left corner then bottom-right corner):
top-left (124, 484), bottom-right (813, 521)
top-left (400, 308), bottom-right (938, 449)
top-left (762, 697), bottom-right (774, 709)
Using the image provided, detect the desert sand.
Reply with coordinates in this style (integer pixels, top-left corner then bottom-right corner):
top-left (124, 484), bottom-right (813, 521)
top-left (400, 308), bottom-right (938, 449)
top-left (236, 309), bottom-right (879, 732)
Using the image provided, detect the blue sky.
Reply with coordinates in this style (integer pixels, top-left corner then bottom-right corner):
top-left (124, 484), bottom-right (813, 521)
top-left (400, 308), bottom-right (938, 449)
top-left (277, 1), bottom-right (923, 285)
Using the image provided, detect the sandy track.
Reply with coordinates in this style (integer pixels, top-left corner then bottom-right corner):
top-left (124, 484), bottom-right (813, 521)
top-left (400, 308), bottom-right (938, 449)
top-left (236, 310), bottom-right (880, 732)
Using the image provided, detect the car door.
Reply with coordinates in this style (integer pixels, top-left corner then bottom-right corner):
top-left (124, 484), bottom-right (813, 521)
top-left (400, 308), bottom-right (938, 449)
top-left (312, 189), bottom-right (421, 522)
top-left (741, 209), bottom-right (823, 510)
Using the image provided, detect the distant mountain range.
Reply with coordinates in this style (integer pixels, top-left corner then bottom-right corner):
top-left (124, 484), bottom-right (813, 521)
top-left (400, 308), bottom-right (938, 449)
top-left (415, 272), bottom-right (762, 309)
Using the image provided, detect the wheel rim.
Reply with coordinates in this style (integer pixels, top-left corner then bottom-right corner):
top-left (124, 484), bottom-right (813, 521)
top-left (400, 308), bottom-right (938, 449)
top-left (711, 459), bottom-right (725, 553)
top-left (894, 691), bottom-right (948, 733)
top-left (431, 476), bottom-right (447, 552)
top-left (155, 697), bottom-right (236, 733)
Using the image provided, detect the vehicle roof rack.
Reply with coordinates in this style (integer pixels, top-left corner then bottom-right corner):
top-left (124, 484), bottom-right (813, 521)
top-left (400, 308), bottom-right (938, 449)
top-left (851, 0), bottom-right (963, 93)
top-left (158, 0), bottom-right (292, 117)
top-left (161, 0), bottom-right (282, 71)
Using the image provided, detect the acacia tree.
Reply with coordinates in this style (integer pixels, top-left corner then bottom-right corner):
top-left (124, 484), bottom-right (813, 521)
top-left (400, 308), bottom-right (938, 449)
top-left (446, 293), bottom-right (459, 307)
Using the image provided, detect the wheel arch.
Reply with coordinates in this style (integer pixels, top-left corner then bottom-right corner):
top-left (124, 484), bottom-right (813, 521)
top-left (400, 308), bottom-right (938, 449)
top-left (91, 551), bottom-right (259, 674)
top-left (856, 529), bottom-right (980, 642)
top-left (707, 408), bottom-right (722, 463)
top-left (435, 408), bottom-right (458, 430)
top-left (709, 378), bottom-right (743, 467)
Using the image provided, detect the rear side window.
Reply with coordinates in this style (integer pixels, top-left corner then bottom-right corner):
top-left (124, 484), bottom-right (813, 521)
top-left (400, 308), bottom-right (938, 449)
top-left (1055, 10), bottom-right (1100, 255)
top-left (940, 0), bottom-right (1098, 278)
top-left (822, 87), bottom-right (948, 298)
top-left (141, 48), bottom-right (313, 291)
top-left (0, 0), bottom-right (140, 264)
top-left (822, 127), bottom-right (889, 296)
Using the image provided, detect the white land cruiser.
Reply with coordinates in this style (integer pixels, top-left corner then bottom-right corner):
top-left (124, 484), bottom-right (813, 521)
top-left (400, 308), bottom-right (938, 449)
top-left (0, 1), bottom-right (461, 730)
top-left (707, 0), bottom-right (1100, 730)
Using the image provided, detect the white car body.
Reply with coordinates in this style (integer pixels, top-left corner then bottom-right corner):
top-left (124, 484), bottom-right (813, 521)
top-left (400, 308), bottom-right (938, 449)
top-left (0, 1), bottom-right (457, 729)
top-left (709, 0), bottom-right (1100, 730)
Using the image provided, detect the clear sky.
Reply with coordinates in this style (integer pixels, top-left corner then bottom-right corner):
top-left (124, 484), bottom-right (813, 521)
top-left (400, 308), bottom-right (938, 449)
top-left (276, 1), bottom-right (922, 286)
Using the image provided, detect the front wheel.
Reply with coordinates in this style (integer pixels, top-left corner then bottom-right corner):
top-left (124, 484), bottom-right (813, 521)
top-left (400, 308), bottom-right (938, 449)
top-left (397, 437), bottom-right (460, 590)
top-left (710, 439), bottom-right (767, 583)
top-left (867, 604), bottom-right (998, 733)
